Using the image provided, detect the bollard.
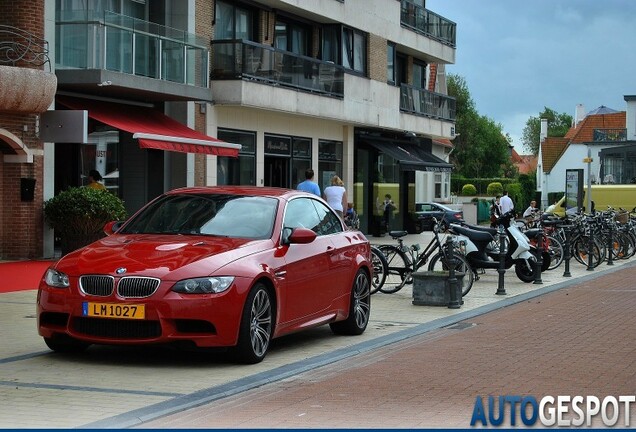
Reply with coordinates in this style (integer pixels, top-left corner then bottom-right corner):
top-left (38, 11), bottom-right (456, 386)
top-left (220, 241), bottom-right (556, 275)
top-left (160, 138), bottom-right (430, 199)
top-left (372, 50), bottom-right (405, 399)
top-left (533, 229), bottom-right (543, 284)
top-left (495, 225), bottom-right (507, 295)
top-left (445, 236), bottom-right (461, 309)
top-left (562, 224), bottom-right (572, 277)
top-left (587, 225), bottom-right (595, 271)
top-left (607, 222), bottom-right (614, 266)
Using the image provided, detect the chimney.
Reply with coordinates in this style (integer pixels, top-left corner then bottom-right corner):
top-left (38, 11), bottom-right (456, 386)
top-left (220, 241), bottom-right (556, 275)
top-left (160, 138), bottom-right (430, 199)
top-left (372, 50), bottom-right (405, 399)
top-left (540, 118), bottom-right (548, 143)
top-left (574, 104), bottom-right (586, 127)
top-left (625, 95), bottom-right (636, 140)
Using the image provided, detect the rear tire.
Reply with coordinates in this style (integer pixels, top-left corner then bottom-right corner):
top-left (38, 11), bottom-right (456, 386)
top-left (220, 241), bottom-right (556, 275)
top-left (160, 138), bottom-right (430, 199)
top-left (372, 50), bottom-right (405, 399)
top-left (233, 283), bottom-right (273, 364)
top-left (514, 257), bottom-right (538, 283)
top-left (330, 269), bottom-right (370, 335)
top-left (427, 252), bottom-right (475, 297)
top-left (370, 246), bottom-right (387, 294)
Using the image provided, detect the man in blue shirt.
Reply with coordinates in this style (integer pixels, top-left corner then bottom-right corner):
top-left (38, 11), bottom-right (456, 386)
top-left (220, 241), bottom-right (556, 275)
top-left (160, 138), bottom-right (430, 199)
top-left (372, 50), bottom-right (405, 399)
top-left (297, 168), bottom-right (321, 196)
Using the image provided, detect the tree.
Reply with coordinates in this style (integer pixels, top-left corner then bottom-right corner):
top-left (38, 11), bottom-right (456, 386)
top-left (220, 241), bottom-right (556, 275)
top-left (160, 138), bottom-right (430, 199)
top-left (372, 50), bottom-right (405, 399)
top-left (447, 74), bottom-right (511, 178)
top-left (521, 107), bottom-right (573, 154)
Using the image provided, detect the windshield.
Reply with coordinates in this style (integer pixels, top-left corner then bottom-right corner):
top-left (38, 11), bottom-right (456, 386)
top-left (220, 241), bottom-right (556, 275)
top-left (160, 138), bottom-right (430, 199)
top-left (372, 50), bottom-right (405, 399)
top-left (120, 194), bottom-right (278, 239)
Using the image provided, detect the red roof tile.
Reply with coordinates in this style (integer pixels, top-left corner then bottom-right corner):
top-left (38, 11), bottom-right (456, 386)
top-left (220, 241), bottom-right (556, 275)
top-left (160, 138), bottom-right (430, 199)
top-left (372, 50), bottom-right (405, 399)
top-left (541, 137), bottom-right (570, 173)
top-left (568, 112), bottom-right (626, 143)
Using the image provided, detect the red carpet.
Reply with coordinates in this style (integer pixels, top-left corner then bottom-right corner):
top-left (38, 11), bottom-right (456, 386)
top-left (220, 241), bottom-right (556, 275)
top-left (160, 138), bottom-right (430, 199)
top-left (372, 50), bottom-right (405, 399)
top-left (0, 261), bottom-right (54, 293)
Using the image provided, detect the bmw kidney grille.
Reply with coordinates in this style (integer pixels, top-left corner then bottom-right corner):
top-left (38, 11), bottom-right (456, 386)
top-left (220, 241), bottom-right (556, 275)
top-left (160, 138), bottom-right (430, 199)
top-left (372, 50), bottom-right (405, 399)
top-left (79, 275), bottom-right (160, 298)
top-left (117, 276), bottom-right (160, 298)
top-left (79, 275), bottom-right (114, 296)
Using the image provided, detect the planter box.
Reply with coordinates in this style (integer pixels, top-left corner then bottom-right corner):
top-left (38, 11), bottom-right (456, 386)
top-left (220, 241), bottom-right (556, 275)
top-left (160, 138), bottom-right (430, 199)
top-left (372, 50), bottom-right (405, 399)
top-left (412, 271), bottom-right (463, 307)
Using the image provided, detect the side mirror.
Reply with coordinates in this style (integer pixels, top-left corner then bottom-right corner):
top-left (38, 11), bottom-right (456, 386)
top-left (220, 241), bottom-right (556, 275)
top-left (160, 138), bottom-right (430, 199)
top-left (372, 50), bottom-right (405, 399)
top-left (103, 221), bottom-right (124, 236)
top-left (286, 227), bottom-right (316, 245)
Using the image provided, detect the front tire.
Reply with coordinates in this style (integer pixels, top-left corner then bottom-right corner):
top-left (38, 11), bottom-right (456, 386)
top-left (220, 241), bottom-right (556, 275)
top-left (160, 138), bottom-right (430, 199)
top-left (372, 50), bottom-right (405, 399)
top-left (330, 269), bottom-right (370, 335)
top-left (233, 283), bottom-right (273, 364)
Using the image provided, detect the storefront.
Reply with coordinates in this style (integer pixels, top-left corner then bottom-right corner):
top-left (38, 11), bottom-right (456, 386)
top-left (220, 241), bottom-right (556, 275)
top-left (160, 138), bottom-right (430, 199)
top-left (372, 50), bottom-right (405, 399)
top-left (354, 130), bottom-right (453, 235)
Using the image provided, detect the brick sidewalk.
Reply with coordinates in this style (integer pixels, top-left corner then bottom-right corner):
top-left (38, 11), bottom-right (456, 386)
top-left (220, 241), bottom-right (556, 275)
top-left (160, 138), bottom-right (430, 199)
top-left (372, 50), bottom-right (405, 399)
top-left (143, 263), bottom-right (636, 429)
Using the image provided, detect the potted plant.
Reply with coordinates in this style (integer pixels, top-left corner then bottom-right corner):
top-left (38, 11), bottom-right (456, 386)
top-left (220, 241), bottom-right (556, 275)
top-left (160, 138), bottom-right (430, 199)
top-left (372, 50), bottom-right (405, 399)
top-left (44, 187), bottom-right (127, 255)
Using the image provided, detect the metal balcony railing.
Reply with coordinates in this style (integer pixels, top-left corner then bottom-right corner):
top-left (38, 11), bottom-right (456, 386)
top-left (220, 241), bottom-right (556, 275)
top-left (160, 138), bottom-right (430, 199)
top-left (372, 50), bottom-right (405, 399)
top-left (211, 40), bottom-right (344, 97)
top-left (400, 84), bottom-right (456, 121)
top-left (400, 0), bottom-right (456, 47)
top-left (0, 25), bottom-right (51, 71)
top-left (593, 128), bottom-right (627, 142)
top-left (55, 10), bottom-right (209, 87)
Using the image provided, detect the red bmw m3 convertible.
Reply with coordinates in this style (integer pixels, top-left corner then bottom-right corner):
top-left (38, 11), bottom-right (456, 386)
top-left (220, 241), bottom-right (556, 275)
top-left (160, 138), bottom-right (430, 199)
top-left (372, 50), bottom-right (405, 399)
top-left (37, 186), bottom-right (372, 363)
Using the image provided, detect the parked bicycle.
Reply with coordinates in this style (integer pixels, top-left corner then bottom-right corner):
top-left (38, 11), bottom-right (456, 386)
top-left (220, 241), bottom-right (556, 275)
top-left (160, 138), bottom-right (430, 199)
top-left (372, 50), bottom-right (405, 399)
top-left (374, 218), bottom-right (474, 296)
top-left (370, 245), bottom-right (388, 295)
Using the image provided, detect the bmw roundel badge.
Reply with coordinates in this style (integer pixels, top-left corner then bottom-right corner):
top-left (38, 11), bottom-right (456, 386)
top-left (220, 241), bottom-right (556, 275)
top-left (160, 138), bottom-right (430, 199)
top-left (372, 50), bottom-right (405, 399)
top-left (115, 267), bottom-right (127, 275)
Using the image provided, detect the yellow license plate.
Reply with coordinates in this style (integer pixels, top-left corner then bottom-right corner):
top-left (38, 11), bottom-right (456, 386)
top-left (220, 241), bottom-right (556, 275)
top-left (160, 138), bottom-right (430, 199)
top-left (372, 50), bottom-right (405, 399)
top-left (83, 302), bottom-right (145, 319)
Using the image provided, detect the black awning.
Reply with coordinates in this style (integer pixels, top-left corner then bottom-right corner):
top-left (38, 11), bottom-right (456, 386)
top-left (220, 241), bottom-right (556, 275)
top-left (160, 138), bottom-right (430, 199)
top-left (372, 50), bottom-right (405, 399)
top-left (364, 139), bottom-right (453, 172)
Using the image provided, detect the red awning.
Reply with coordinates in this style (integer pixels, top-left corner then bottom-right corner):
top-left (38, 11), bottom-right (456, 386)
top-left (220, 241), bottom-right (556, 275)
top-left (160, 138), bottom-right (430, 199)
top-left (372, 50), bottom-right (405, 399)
top-left (56, 96), bottom-right (240, 157)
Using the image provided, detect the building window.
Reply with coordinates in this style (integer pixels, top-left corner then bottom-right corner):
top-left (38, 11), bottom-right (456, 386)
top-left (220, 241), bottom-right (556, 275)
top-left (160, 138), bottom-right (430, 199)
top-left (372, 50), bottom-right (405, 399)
top-left (412, 60), bottom-right (427, 89)
top-left (81, 130), bottom-right (121, 196)
top-left (217, 129), bottom-right (256, 185)
top-left (274, 18), bottom-right (311, 55)
top-left (215, 0), bottom-right (254, 40)
top-left (321, 26), bottom-right (339, 63)
top-left (321, 25), bottom-right (366, 74)
top-left (396, 53), bottom-right (407, 85)
top-left (318, 140), bottom-right (343, 191)
top-left (342, 27), bottom-right (366, 74)
top-left (387, 42), bottom-right (396, 85)
top-left (434, 173), bottom-right (442, 199)
top-left (292, 137), bottom-right (312, 188)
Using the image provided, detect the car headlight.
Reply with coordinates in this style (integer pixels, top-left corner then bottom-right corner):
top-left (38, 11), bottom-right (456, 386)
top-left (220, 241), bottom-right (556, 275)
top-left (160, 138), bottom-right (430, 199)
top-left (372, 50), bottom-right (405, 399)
top-left (44, 268), bottom-right (70, 288)
top-left (172, 277), bottom-right (234, 294)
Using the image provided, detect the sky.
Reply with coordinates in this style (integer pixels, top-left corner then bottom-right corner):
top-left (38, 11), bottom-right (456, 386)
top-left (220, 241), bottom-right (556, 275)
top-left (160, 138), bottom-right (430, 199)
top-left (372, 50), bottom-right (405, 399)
top-left (427, 0), bottom-right (635, 153)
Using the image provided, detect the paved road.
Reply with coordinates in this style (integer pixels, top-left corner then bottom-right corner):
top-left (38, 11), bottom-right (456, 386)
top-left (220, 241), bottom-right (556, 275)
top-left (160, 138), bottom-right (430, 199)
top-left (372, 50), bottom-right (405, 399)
top-left (142, 261), bottom-right (636, 429)
top-left (1, 232), bottom-right (635, 428)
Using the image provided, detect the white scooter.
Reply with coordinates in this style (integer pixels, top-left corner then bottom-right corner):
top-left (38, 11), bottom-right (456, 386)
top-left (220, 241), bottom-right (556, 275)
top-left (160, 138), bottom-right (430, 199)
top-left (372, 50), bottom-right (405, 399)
top-left (448, 210), bottom-right (541, 283)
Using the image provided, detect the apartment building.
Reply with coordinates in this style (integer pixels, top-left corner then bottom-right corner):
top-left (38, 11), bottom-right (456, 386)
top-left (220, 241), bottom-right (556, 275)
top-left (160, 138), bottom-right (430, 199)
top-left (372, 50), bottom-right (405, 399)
top-left (208, 0), bottom-right (457, 234)
top-left (0, 0), bottom-right (456, 259)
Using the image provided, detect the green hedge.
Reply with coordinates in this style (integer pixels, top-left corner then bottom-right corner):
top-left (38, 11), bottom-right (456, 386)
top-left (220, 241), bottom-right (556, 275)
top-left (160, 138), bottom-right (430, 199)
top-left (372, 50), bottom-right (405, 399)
top-left (451, 176), bottom-right (518, 195)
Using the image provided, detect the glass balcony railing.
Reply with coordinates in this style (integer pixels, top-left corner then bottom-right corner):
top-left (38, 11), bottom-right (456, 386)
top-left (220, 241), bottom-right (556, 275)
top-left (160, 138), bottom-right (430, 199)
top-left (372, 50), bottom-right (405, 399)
top-left (400, 0), bottom-right (456, 47)
top-left (593, 128), bottom-right (627, 142)
top-left (211, 40), bottom-right (344, 97)
top-left (55, 10), bottom-right (209, 87)
top-left (400, 84), bottom-right (456, 121)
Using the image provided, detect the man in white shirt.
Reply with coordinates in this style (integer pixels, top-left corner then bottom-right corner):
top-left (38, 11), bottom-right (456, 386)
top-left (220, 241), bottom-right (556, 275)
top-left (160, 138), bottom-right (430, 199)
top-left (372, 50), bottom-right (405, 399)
top-left (500, 190), bottom-right (514, 215)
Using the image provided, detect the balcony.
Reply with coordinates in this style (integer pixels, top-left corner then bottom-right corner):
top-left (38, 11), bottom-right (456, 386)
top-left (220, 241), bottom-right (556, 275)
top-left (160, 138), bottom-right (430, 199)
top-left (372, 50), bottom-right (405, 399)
top-left (400, 84), bottom-right (456, 121)
top-left (211, 40), bottom-right (344, 98)
top-left (54, 10), bottom-right (211, 102)
top-left (593, 128), bottom-right (627, 142)
top-left (400, 0), bottom-right (456, 48)
top-left (0, 25), bottom-right (57, 114)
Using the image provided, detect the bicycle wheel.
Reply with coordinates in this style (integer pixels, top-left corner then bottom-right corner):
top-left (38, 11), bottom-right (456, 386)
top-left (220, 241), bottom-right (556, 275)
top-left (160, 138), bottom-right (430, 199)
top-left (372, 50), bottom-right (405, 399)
top-left (427, 252), bottom-right (475, 297)
top-left (572, 236), bottom-right (603, 268)
top-left (377, 244), bottom-right (410, 294)
top-left (544, 235), bottom-right (564, 271)
top-left (369, 246), bottom-right (387, 294)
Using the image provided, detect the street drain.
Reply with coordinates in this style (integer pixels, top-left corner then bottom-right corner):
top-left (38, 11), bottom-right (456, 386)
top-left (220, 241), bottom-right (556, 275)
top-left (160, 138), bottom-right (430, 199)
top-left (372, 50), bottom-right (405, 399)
top-left (445, 322), bottom-right (475, 330)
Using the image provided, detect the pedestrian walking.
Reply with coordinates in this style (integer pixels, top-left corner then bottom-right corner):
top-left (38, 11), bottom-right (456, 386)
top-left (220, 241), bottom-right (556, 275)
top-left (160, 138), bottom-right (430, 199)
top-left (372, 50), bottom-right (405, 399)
top-left (323, 175), bottom-right (347, 218)
top-left (296, 168), bottom-right (321, 196)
